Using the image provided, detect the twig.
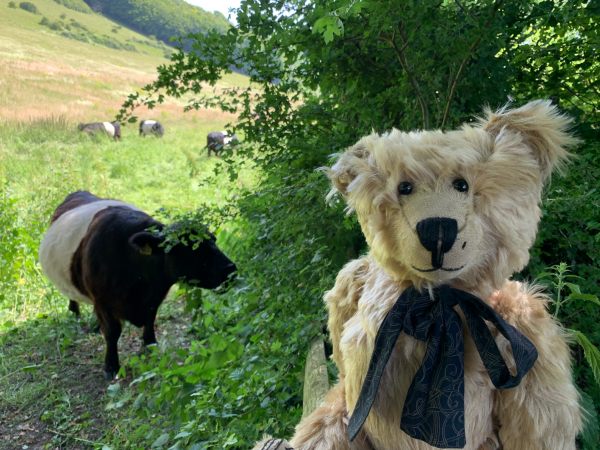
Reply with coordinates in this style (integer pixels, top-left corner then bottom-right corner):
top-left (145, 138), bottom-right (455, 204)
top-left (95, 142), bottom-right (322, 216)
top-left (440, 0), bottom-right (504, 129)
top-left (384, 25), bottom-right (430, 128)
top-left (454, 0), bottom-right (477, 22)
top-left (48, 428), bottom-right (105, 446)
top-left (0, 364), bottom-right (43, 382)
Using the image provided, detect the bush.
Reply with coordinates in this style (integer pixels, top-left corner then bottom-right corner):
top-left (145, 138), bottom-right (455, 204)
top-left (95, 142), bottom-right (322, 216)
top-left (114, 1), bottom-right (598, 448)
top-left (0, 186), bottom-right (46, 328)
top-left (52, 0), bottom-right (91, 14)
top-left (527, 140), bottom-right (600, 296)
top-left (37, 15), bottom-right (138, 52)
top-left (8, 1), bottom-right (16, 8)
top-left (39, 16), bottom-right (63, 31)
top-left (18, 1), bottom-right (38, 14)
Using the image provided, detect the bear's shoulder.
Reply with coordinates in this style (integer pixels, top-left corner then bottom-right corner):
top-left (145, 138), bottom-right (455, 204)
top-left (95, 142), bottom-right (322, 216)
top-left (488, 280), bottom-right (551, 326)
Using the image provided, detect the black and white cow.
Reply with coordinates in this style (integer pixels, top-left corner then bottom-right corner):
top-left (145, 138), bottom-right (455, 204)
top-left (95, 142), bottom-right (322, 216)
top-left (206, 130), bottom-right (239, 156)
top-left (39, 191), bottom-right (236, 379)
top-left (78, 121), bottom-right (121, 141)
top-left (139, 120), bottom-right (164, 137)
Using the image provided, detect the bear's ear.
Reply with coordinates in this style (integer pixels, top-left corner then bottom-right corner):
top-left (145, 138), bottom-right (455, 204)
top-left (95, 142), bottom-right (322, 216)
top-left (327, 135), bottom-right (374, 197)
top-left (481, 100), bottom-right (579, 180)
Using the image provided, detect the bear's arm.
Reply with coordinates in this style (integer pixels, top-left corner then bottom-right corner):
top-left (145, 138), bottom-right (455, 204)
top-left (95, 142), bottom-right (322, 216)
top-left (325, 256), bottom-right (371, 379)
top-left (490, 281), bottom-right (582, 450)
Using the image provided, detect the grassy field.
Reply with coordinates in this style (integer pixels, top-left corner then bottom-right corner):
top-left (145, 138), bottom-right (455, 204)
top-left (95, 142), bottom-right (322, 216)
top-left (0, 2), bottom-right (258, 448)
top-left (0, 0), bottom-right (248, 122)
top-left (0, 116), bottom-right (255, 323)
top-left (0, 117), bottom-right (257, 449)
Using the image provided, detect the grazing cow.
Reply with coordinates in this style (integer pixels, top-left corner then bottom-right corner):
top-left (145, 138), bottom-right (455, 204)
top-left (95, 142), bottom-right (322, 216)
top-left (39, 191), bottom-right (237, 379)
top-left (78, 121), bottom-right (121, 141)
top-left (206, 130), bottom-right (239, 156)
top-left (139, 120), bottom-right (164, 137)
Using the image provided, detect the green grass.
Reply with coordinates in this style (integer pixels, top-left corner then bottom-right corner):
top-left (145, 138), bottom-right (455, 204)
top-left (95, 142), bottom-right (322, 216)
top-left (0, 7), bottom-right (256, 445)
top-left (1, 0), bottom-right (169, 57)
top-left (0, 116), bottom-right (256, 326)
top-left (0, 116), bottom-right (257, 448)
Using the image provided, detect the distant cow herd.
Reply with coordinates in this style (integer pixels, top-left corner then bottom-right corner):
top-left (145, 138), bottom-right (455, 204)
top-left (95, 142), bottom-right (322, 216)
top-left (77, 119), bottom-right (239, 156)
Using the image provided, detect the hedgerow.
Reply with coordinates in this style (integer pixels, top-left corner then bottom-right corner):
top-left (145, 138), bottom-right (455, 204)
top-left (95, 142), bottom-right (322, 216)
top-left (107, 1), bottom-right (599, 448)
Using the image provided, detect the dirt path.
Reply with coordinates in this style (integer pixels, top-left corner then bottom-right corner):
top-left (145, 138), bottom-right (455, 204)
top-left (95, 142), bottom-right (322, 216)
top-left (0, 297), bottom-right (191, 450)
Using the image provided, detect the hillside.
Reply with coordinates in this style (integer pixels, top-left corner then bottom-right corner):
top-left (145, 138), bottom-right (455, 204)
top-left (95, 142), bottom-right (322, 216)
top-left (84, 0), bottom-right (231, 48)
top-left (0, 0), bottom-right (247, 122)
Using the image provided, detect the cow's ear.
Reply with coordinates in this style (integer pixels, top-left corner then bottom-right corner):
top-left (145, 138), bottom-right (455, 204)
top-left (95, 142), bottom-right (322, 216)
top-left (128, 232), bottom-right (163, 256)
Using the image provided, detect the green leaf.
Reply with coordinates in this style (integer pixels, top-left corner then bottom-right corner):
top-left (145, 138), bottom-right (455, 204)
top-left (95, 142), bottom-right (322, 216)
top-left (152, 433), bottom-right (170, 448)
top-left (564, 282), bottom-right (581, 294)
top-left (106, 382), bottom-right (121, 396)
top-left (223, 434), bottom-right (238, 447)
top-left (572, 330), bottom-right (600, 387)
top-left (567, 293), bottom-right (600, 306)
top-left (21, 363), bottom-right (42, 372)
top-left (312, 16), bottom-right (343, 43)
top-left (174, 431), bottom-right (191, 440)
top-left (345, 0), bottom-right (366, 16)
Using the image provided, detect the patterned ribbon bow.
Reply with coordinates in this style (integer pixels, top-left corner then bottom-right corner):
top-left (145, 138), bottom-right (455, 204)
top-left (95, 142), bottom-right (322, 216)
top-left (347, 285), bottom-right (538, 449)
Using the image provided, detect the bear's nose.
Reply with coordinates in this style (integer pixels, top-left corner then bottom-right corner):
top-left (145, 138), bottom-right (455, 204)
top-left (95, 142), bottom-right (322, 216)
top-left (416, 217), bottom-right (458, 269)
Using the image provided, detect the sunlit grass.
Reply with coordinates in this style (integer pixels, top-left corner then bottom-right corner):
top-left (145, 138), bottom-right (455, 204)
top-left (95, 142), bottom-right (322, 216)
top-left (0, 0), bottom-right (250, 122)
top-left (0, 116), bottom-right (258, 330)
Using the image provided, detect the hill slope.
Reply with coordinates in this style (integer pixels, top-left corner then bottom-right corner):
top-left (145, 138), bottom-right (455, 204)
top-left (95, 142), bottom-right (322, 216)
top-left (84, 0), bottom-right (231, 47)
top-left (0, 0), bottom-right (246, 122)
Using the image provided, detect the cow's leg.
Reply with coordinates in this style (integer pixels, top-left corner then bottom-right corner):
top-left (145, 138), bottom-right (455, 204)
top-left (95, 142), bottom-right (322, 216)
top-left (142, 306), bottom-right (158, 346)
top-left (68, 300), bottom-right (80, 318)
top-left (96, 307), bottom-right (122, 380)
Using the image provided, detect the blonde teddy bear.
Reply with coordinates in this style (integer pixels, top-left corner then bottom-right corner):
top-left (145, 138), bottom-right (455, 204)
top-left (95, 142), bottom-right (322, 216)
top-left (254, 100), bottom-right (582, 450)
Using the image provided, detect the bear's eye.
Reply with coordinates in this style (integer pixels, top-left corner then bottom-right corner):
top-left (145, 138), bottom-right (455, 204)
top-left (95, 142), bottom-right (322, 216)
top-left (453, 178), bottom-right (469, 193)
top-left (398, 181), bottom-right (413, 196)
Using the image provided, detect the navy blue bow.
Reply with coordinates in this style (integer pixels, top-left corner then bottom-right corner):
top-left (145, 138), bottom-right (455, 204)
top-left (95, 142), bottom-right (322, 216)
top-left (347, 285), bottom-right (538, 449)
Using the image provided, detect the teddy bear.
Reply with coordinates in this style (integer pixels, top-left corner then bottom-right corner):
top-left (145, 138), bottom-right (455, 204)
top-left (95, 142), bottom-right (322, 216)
top-left (253, 100), bottom-right (582, 450)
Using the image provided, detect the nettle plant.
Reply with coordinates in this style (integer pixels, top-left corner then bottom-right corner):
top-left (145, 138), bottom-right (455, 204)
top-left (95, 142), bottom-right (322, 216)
top-left (538, 263), bottom-right (600, 381)
top-left (536, 263), bottom-right (600, 447)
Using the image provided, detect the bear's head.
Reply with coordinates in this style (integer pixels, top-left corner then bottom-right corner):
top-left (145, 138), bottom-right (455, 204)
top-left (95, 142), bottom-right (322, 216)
top-left (328, 100), bottom-right (578, 295)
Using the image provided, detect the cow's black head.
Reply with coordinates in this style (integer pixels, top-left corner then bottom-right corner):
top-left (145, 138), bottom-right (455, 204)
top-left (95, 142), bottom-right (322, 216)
top-left (129, 227), bottom-right (236, 289)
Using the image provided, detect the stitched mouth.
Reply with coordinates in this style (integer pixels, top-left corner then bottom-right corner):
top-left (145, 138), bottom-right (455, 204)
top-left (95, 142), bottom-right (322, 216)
top-left (412, 265), bottom-right (465, 273)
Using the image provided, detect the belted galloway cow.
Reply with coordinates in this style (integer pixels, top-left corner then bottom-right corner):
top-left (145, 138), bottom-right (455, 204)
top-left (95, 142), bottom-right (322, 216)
top-left (207, 130), bottom-right (239, 156)
top-left (39, 191), bottom-right (236, 379)
top-left (78, 121), bottom-right (121, 140)
top-left (139, 120), bottom-right (164, 137)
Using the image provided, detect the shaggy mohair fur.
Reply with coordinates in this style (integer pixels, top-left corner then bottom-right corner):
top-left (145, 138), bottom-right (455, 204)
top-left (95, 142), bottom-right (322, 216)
top-left (253, 100), bottom-right (582, 450)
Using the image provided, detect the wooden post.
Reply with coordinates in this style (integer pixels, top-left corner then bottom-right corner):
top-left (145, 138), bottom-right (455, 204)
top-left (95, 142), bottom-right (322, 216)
top-left (302, 338), bottom-right (330, 418)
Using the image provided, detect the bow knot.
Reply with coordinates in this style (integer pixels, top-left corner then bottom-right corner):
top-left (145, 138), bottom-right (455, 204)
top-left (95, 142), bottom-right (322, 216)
top-left (347, 285), bottom-right (538, 449)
